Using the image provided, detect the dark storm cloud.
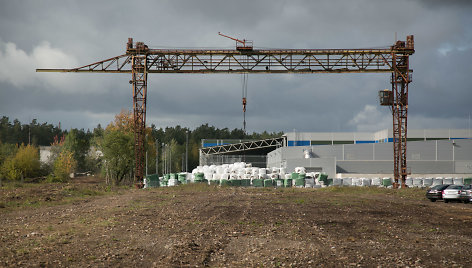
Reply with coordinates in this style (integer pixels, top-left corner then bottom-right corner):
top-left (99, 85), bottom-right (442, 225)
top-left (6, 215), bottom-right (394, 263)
top-left (0, 0), bottom-right (471, 133)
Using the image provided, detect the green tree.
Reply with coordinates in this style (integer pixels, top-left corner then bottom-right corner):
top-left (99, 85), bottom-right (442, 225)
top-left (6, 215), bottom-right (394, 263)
top-left (62, 129), bottom-right (91, 171)
top-left (1, 144), bottom-right (40, 182)
top-left (0, 142), bottom-right (18, 185)
top-left (101, 129), bottom-right (134, 185)
top-left (52, 150), bottom-right (77, 182)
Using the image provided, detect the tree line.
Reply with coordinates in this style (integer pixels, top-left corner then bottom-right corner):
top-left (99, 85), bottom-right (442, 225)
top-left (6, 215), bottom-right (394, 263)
top-left (0, 113), bottom-right (283, 185)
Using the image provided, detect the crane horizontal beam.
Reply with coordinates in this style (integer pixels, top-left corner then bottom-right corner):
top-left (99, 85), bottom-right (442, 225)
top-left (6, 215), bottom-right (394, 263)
top-left (36, 48), bottom-right (414, 74)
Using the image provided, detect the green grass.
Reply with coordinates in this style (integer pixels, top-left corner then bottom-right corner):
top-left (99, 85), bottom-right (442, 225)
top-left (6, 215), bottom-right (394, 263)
top-left (61, 186), bottom-right (104, 197)
top-left (0, 181), bottom-right (128, 210)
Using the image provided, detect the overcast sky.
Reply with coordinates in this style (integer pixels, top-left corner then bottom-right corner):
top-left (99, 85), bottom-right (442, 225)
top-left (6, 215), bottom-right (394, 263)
top-left (0, 0), bottom-right (471, 134)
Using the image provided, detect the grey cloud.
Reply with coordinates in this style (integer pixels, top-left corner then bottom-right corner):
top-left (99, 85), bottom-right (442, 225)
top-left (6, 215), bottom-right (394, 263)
top-left (0, 0), bottom-right (470, 134)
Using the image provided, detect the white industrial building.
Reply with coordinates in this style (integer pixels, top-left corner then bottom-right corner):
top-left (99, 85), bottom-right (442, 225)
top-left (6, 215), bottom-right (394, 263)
top-left (201, 129), bottom-right (472, 179)
top-left (268, 129), bottom-right (472, 178)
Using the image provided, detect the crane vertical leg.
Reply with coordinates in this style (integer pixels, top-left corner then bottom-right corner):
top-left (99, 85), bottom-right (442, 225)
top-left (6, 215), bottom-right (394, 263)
top-left (132, 55), bottom-right (147, 183)
top-left (391, 53), bottom-right (410, 188)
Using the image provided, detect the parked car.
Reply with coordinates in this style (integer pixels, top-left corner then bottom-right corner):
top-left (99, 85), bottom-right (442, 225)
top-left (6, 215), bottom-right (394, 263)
top-left (426, 184), bottom-right (451, 202)
top-left (442, 185), bottom-right (464, 203)
top-left (459, 184), bottom-right (471, 204)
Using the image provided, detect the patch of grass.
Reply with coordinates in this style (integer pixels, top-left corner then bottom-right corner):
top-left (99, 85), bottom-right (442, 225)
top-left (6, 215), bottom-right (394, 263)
top-left (61, 186), bottom-right (104, 197)
top-left (98, 217), bottom-right (117, 227)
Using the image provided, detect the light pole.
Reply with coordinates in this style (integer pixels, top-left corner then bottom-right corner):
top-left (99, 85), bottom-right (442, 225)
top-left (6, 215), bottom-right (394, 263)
top-left (186, 130), bottom-right (189, 172)
top-left (162, 143), bottom-right (166, 175)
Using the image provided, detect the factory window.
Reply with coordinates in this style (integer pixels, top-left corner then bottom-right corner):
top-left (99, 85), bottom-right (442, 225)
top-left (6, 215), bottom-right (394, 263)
top-left (311, 140), bottom-right (332, 145)
top-left (332, 140), bottom-right (354, 145)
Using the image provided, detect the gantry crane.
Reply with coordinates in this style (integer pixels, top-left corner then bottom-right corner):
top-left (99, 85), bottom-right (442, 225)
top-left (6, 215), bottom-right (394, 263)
top-left (37, 35), bottom-right (414, 188)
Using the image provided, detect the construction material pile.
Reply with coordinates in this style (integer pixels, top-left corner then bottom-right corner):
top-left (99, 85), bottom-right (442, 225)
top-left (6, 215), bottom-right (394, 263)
top-left (144, 162), bottom-right (471, 188)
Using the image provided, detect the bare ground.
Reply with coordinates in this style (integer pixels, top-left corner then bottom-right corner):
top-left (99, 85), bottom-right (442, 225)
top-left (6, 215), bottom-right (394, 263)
top-left (1, 177), bottom-right (472, 267)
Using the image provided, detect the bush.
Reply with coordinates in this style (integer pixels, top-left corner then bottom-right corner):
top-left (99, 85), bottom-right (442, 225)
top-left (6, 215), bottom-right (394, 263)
top-left (52, 150), bottom-right (77, 182)
top-left (1, 144), bottom-right (40, 181)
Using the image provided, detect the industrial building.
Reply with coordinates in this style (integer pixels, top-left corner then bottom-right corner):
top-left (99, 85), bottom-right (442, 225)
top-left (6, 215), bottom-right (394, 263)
top-left (201, 129), bottom-right (472, 179)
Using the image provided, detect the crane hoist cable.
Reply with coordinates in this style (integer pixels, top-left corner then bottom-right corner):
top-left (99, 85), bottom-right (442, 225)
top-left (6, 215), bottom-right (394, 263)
top-left (242, 72), bottom-right (248, 134)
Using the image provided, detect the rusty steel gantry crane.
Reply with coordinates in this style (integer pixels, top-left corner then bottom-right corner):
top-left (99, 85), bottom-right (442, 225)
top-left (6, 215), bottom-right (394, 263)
top-left (37, 35), bottom-right (414, 188)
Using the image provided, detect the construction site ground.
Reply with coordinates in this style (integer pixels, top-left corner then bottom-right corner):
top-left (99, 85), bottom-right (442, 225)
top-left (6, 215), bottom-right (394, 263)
top-left (1, 177), bottom-right (472, 267)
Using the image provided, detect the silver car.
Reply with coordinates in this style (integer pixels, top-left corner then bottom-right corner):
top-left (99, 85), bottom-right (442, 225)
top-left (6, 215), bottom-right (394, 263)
top-left (442, 185), bottom-right (464, 203)
top-left (459, 184), bottom-right (471, 204)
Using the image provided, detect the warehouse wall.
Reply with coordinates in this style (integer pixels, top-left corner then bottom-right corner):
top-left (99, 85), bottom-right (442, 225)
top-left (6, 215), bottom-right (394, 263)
top-left (267, 139), bottom-right (472, 175)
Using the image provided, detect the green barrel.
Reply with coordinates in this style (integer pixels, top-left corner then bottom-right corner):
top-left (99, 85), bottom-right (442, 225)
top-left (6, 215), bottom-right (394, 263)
top-left (319, 174), bottom-right (328, 184)
top-left (209, 180), bottom-right (220, 186)
top-left (327, 178), bottom-right (333, 186)
top-left (284, 178), bottom-right (293, 187)
top-left (275, 179), bottom-right (284, 188)
top-left (164, 174), bottom-right (171, 181)
top-left (231, 179), bottom-right (242, 187)
top-left (145, 174), bottom-right (160, 188)
top-left (220, 179), bottom-right (230, 186)
top-left (178, 173), bottom-right (186, 181)
top-left (294, 178), bottom-right (305, 187)
top-left (169, 173), bottom-right (177, 180)
top-left (194, 173), bottom-right (205, 182)
top-left (291, 172), bottom-right (299, 180)
top-left (382, 178), bottom-right (392, 187)
top-left (241, 179), bottom-right (251, 187)
top-left (464, 178), bottom-right (472, 185)
top-left (264, 179), bottom-right (274, 187)
top-left (298, 173), bottom-right (306, 180)
top-left (252, 179), bottom-right (263, 187)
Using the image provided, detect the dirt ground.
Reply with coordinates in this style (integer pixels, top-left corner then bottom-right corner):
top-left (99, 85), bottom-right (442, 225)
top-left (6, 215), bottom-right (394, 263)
top-left (1, 177), bottom-right (472, 267)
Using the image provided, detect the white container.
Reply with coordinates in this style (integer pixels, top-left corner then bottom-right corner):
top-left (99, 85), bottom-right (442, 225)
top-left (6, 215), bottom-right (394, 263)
top-left (432, 178), bottom-right (443, 186)
top-left (305, 178), bottom-right (315, 188)
top-left (351, 178), bottom-right (360, 186)
top-left (168, 178), bottom-right (178, 187)
top-left (371, 177), bottom-right (381, 186)
top-left (453, 177), bottom-right (463, 185)
top-left (361, 178), bottom-right (371, 186)
top-left (259, 174), bottom-right (269, 180)
top-left (443, 177), bottom-right (453, 185)
top-left (423, 177), bottom-right (433, 187)
top-left (333, 178), bottom-right (343, 186)
top-left (342, 177), bottom-right (352, 186)
top-left (405, 177), bottom-right (413, 187)
top-left (413, 178), bottom-right (423, 187)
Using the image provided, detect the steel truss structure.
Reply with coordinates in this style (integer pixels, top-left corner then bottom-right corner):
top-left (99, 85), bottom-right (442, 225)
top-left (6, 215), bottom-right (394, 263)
top-left (201, 137), bottom-right (286, 155)
top-left (37, 36), bottom-right (414, 187)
